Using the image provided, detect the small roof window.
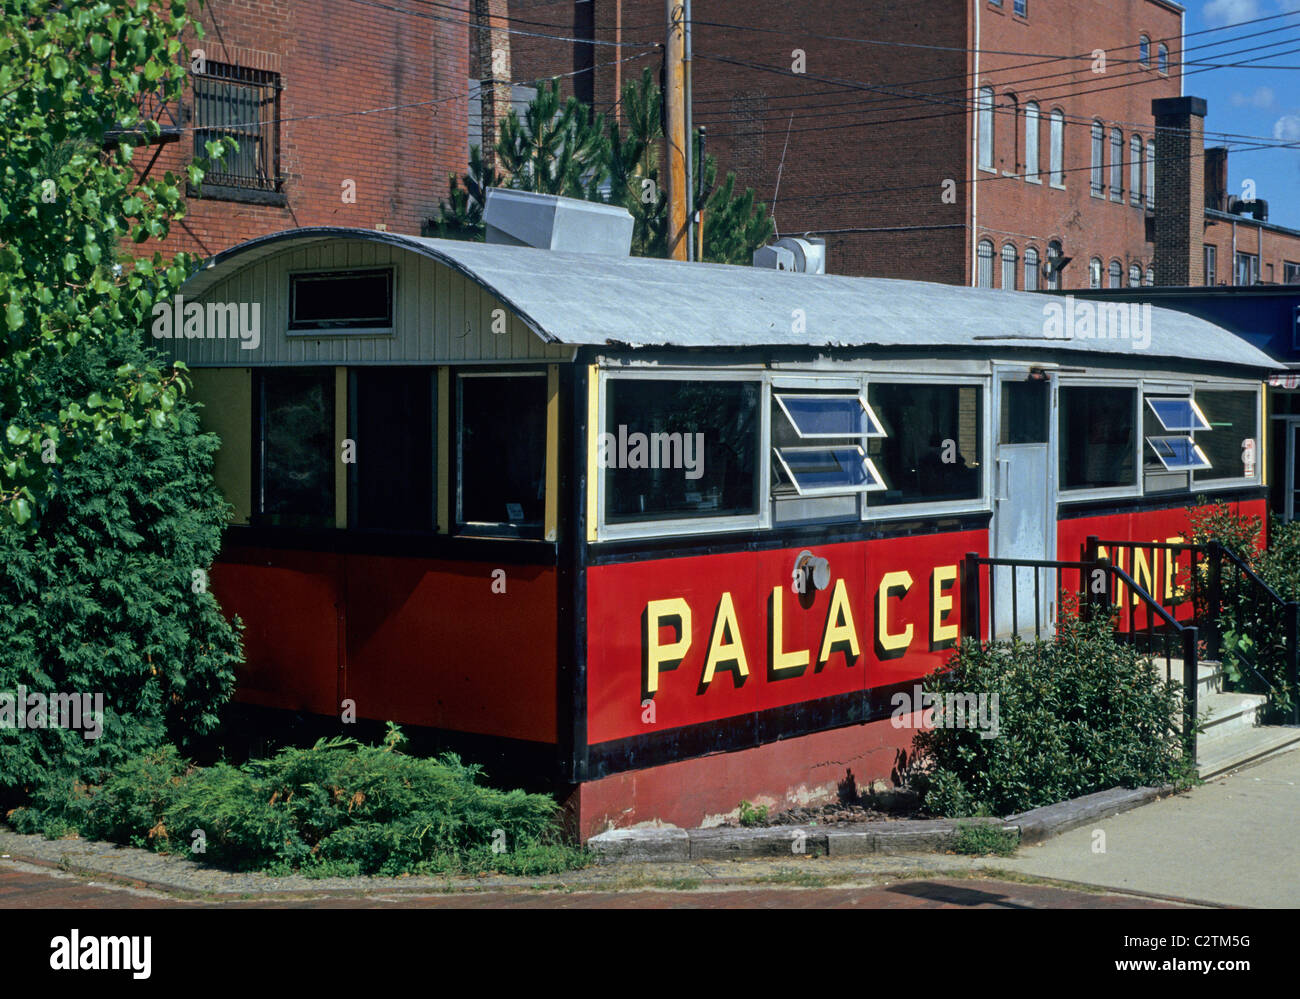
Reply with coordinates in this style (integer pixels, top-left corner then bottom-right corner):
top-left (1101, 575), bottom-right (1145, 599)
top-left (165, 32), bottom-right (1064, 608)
top-left (1146, 397), bottom-right (1211, 433)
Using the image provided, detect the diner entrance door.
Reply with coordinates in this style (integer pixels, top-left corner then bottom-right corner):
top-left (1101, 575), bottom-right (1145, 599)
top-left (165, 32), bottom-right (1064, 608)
top-left (991, 368), bottom-right (1055, 638)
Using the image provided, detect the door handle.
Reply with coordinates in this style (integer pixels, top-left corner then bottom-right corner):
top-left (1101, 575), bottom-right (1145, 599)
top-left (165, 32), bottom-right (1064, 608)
top-left (996, 458), bottom-right (1010, 502)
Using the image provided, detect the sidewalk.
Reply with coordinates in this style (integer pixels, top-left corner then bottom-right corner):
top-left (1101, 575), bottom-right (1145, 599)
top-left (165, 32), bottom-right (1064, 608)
top-left (993, 749), bottom-right (1300, 907)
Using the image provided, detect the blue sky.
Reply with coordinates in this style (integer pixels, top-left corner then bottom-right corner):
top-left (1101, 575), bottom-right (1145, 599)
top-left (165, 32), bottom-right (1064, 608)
top-left (1190, 0), bottom-right (1300, 227)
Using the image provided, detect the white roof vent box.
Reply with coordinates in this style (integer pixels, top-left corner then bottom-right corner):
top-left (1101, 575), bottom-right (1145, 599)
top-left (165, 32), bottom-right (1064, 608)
top-left (753, 236), bottom-right (826, 274)
top-left (484, 188), bottom-right (634, 256)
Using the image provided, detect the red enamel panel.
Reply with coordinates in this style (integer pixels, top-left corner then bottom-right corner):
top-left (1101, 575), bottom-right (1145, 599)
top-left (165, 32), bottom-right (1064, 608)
top-left (584, 529), bottom-right (987, 746)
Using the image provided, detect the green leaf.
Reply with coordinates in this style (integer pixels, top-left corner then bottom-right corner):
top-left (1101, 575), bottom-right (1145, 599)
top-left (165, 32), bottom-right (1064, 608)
top-left (10, 496), bottom-right (31, 525)
top-left (6, 425), bottom-right (31, 446)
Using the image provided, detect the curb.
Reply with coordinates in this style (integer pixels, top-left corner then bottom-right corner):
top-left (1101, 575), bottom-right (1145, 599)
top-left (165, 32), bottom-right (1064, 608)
top-left (587, 785), bottom-right (1173, 863)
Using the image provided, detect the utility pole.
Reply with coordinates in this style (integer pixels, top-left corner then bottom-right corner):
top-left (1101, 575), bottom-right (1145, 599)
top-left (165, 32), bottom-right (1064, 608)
top-left (665, 0), bottom-right (688, 261)
top-left (683, 0), bottom-right (694, 261)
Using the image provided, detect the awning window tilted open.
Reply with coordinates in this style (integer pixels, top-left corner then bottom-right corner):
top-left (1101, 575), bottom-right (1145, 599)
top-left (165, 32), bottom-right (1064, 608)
top-left (1146, 435), bottom-right (1212, 472)
top-left (773, 393), bottom-right (887, 496)
top-left (1144, 396), bottom-right (1212, 472)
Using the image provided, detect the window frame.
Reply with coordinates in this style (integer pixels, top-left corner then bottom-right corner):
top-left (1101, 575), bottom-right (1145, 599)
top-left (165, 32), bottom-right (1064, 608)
top-left (190, 61), bottom-right (285, 205)
top-left (978, 86), bottom-right (996, 173)
top-left (1001, 242), bottom-right (1018, 290)
top-left (1130, 134), bottom-right (1143, 206)
top-left (1056, 378), bottom-right (1143, 503)
top-left (287, 267), bottom-right (397, 336)
top-left (1024, 245), bottom-right (1040, 291)
top-left (977, 238), bottom-right (995, 288)
top-left (1090, 120), bottom-right (1105, 197)
top-left (1158, 43), bottom-right (1169, 74)
top-left (455, 368), bottom-right (550, 538)
top-left (1048, 109), bottom-right (1065, 187)
top-left (594, 367), bottom-right (770, 542)
top-left (1139, 35), bottom-right (1150, 67)
top-left (862, 373), bottom-right (992, 522)
top-left (1109, 127), bottom-right (1124, 202)
top-left (1191, 382), bottom-right (1264, 490)
top-left (1024, 101), bottom-right (1040, 182)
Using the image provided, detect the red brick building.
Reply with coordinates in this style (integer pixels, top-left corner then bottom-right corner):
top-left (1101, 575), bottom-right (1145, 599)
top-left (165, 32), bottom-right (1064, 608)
top-left (129, 0), bottom-right (468, 258)
top-left (505, 0), bottom-right (1300, 289)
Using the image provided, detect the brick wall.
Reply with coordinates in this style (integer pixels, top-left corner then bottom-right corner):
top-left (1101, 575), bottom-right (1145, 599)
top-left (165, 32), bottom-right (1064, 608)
top-left (129, 0), bottom-right (468, 259)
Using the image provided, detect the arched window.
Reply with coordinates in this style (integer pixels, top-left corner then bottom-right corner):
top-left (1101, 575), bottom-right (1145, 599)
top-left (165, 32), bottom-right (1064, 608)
top-left (1046, 240), bottom-right (1063, 290)
top-left (1146, 139), bottom-right (1156, 209)
top-left (1090, 121), bottom-right (1105, 195)
top-left (1139, 35), bottom-right (1150, 67)
top-left (1024, 102), bottom-right (1040, 181)
top-left (977, 239), bottom-right (995, 287)
top-left (1049, 110), bottom-right (1064, 186)
top-left (1110, 128), bottom-right (1123, 201)
top-left (1128, 263), bottom-right (1141, 287)
top-left (978, 87), bottom-right (995, 171)
top-left (1025, 246), bottom-right (1040, 290)
top-left (1108, 259), bottom-right (1122, 289)
top-left (1002, 94), bottom-right (1019, 173)
top-left (1144, 266), bottom-right (1155, 287)
top-left (1130, 134), bottom-right (1143, 206)
top-left (1158, 43), bottom-right (1169, 74)
top-left (1089, 257), bottom-right (1103, 289)
top-left (1001, 243), bottom-right (1018, 290)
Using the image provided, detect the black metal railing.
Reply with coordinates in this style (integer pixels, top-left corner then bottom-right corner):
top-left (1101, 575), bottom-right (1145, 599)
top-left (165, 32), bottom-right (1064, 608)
top-left (102, 88), bottom-right (184, 149)
top-left (1087, 536), bottom-right (1300, 724)
top-left (960, 551), bottom-right (1200, 758)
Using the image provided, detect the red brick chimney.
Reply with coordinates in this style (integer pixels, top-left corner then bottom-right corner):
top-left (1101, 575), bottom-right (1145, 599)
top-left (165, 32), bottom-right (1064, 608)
top-left (1152, 96), bottom-right (1207, 287)
top-left (1204, 146), bottom-right (1229, 213)
top-left (471, 0), bottom-right (512, 174)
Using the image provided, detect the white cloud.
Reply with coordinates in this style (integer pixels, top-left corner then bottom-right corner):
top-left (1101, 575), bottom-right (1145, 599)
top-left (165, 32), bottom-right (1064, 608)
top-left (1231, 86), bottom-right (1276, 108)
top-left (1273, 115), bottom-right (1300, 141)
top-left (1203, 0), bottom-right (1263, 25)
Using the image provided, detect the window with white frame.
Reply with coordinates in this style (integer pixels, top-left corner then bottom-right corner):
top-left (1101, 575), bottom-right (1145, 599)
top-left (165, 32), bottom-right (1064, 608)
top-left (1139, 36), bottom-right (1150, 67)
top-left (1108, 259), bottom-right (1122, 288)
top-left (978, 87), bottom-right (995, 171)
top-left (1089, 256), bottom-right (1102, 289)
top-left (1144, 394), bottom-right (1211, 492)
top-left (1110, 128), bottom-right (1123, 202)
top-left (1285, 261), bottom-right (1300, 284)
top-left (1049, 109), bottom-right (1064, 186)
top-left (1025, 246), bottom-right (1040, 290)
top-left (1090, 121), bottom-right (1105, 196)
top-left (1194, 389), bottom-right (1259, 483)
top-left (601, 377), bottom-right (761, 526)
top-left (977, 239), bottom-right (995, 287)
top-left (1128, 263), bottom-right (1141, 288)
top-left (1059, 385), bottom-right (1136, 491)
top-left (1001, 243), bottom-right (1017, 290)
top-left (1235, 251), bottom-right (1259, 286)
top-left (1145, 140), bottom-right (1155, 208)
top-left (1024, 102), bottom-right (1040, 181)
top-left (1144, 266), bottom-right (1154, 286)
top-left (867, 382), bottom-right (984, 508)
top-left (771, 391), bottom-right (887, 498)
top-left (1158, 43), bottom-right (1169, 74)
top-left (1130, 135), bottom-right (1143, 206)
top-left (1205, 244), bottom-right (1217, 286)
top-left (1014, 0), bottom-right (1026, 15)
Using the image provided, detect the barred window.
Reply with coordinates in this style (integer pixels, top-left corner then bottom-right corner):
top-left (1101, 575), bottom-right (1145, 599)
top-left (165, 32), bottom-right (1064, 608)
top-left (1130, 135), bottom-right (1143, 206)
top-left (977, 239), bottom-right (995, 287)
top-left (1110, 128), bottom-right (1123, 202)
top-left (1108, 260), bottom-right (1122, 288)
top-left (1025, 246), bottom-right (1040, 290)
top-left (1001, 243), bottom-right (1017, 290)
top-left (1090, 121), bottom-right (1105, 196)
top-left (192, 62), bottom-right (283, 194)
top-left (1089, 257), bottom-right (1102, 289)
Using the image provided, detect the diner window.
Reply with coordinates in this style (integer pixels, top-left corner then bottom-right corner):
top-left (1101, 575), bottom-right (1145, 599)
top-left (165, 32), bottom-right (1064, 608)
top-left (1194, 389), bottom-right (1259, 482)
top-left (351, 368), bottom-right (434, 531)
top-left (977, 239), bottom-right (995, 287)
top-left (1090, 121), bottom-right (1105, 196)
top-left (1144, 395), bottom-right (1210, 489)
top-left (256, 368), bottom-right (335, 528)
top-left (458, 372), bottom-right (546, 532)
top-left (290, 269), bottom-right (394, 332)
top-left (771, 392), bottom-right (886, 497)
top-left (1024, 102), bottom-right (1040, 181)
top-left (1110, 128), bottom-right (1123, 202)
top-left (1001, 379), bottom-right (1049, 444)
top-left (603, 378), bottom-right (760, 524)
top-left (867, 383), bottom-right (983, 508)
top-left (1001, 243), bottom-right (1017, 290)
top-left (1059, 385), bottom-right (1136, 491)
top-left (1025, 246), bottom-right (1040, 290)
top-left (192, 62), bottom-right (283, 197)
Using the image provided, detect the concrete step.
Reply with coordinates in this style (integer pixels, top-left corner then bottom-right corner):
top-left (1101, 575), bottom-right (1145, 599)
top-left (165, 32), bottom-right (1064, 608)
top-left (1196, 725), bottom-right (1300, 779)
top-left (1161, 658), bottom-right (1225, 697)
top-left (1198, 690), bottom-right (1268, 743)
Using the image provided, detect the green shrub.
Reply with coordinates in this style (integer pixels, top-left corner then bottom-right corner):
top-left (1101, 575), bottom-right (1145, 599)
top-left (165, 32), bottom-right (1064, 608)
top-left (0, 332), bottom-right (240, 802)
top-left (911, 612), bottom-right (1196, 818)
top-left (737, 800), bottom-right (768, 827)
top-left (11, 726), bottom-right (586, 877)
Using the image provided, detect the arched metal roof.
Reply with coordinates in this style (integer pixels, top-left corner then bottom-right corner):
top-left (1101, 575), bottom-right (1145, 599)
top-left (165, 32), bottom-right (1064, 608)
top-left (180, 226), bottom-right (1279, 370)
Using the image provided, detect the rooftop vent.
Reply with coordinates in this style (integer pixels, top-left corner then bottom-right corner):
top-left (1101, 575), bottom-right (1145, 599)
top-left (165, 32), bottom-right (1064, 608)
top-left (484, 188), bottom-right (633, 256)
top-left (752, 236), bottom-right (827, 274)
